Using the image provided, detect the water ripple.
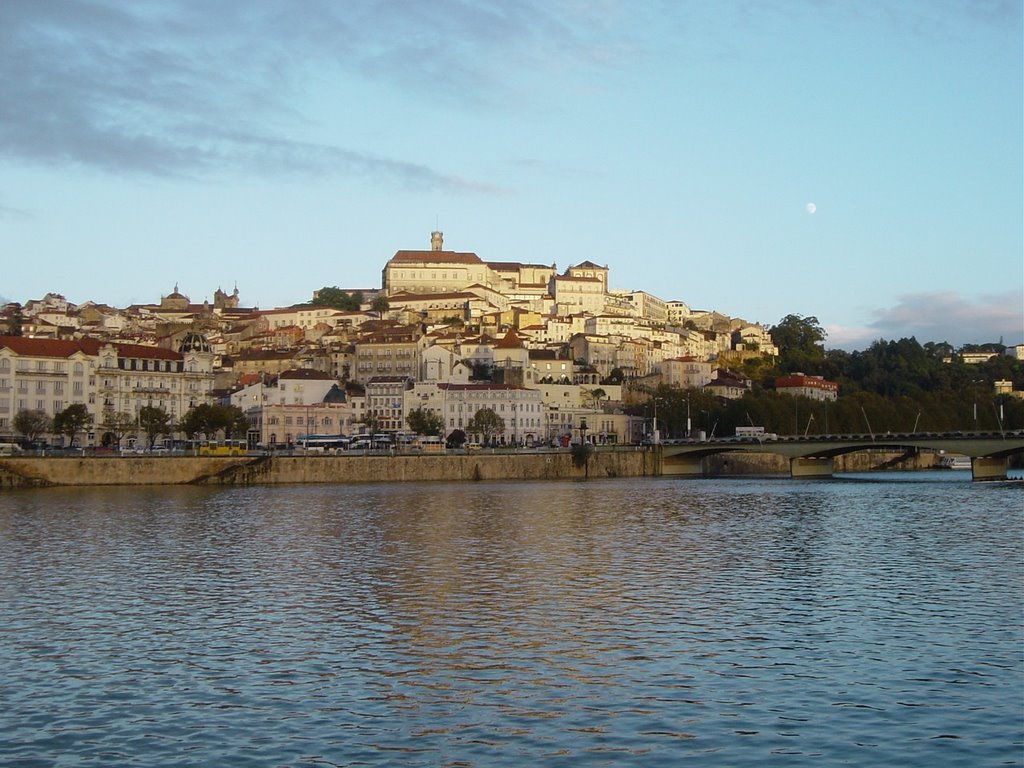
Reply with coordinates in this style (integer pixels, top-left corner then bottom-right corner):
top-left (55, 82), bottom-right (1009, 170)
top-left (1, 476), bottom-right (1022, 766)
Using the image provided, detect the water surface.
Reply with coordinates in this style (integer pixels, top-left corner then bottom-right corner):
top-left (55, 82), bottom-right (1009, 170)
top-left (2, 473), bottom-right (1022, 766)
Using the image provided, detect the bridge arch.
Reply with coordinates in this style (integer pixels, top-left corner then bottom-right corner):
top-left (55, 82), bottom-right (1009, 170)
top-left (659, 433), bottom-right (1024, 481)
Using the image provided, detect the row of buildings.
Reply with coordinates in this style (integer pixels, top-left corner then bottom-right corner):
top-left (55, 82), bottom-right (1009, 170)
top-left (2, 231), bottom-right (846, 448)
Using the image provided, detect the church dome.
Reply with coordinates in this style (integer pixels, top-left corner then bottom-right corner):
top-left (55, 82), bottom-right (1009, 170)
top-left (323, 384), bottom-right (346, 404)
top-left (178, 332), bottom-right (212, 354)
top-left (160, 282), bottom-right (190, 310)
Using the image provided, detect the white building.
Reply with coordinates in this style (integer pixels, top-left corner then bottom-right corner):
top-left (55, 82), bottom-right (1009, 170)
top-left (438, 383), bottom-right (544, 445)
top-left (0, 333), bottom-right (215, 446)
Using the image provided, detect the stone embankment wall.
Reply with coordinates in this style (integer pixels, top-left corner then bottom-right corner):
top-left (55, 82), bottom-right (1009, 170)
top-left (0, 449), bottom-right (657, 490)
top-left (0, 449), bottom-right (949, 491)
top-left (703, 449), bottom-right (942, 476)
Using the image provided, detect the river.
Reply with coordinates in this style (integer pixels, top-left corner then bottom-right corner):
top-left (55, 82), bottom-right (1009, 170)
top-left (1, 473), bottom-right (1022, 767)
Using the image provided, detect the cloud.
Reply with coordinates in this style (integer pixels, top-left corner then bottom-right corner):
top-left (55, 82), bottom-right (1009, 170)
top-left (0, 0), bottom-right (624, 187)
top-left (0, 203), bottom-right (30, 220)
top-left (827, 290), bottom-right (1024, 350)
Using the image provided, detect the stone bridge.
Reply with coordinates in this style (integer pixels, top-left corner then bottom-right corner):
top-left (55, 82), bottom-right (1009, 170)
top-left (659, 432), bottom-right (1024, 481)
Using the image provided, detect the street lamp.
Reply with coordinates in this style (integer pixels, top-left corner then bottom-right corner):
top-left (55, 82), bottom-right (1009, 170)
top-left (971, 379), bottom-right (983, 431)
top-left (579, 417), bottom-right (588, 446)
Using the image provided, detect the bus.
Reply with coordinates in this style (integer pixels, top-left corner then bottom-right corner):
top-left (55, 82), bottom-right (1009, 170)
top-left (348, 434), bottom-right (394, 452)
top-left (197, 439), bottom-right (247, 456)
top-left (413, 435), bottom-right (444, 453)
top-left (297, 435), bottom-right (350, 453)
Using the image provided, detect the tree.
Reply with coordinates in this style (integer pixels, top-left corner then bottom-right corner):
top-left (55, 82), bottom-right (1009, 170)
top-left (219, 405), bottom-right (249, 439)
top-left (179, 403), bottom-right (246, 442)
top-left (138, 405), bottom-right (172, 449)
top-left (584, 388), bottom-right (608, 409)
top-left (6, 303), bottom-right (24, 336)
top-left (469, 361), bottom-right (492, 381)
top-left (370, 295), bottom-right (390, 319)
top-left (52, 403), bottom-right (92, 447)
top-left (310, 287), bottom-right (362, 311)
top-left (360, 414), bottom-right (381, 440)
top-left (603, 368), bottom-right (626, 385)
top-left (180, 404), bottom-right (218, 440)
top-left (771, 314), bottom-right (826, 373)
top-left (406, 407), bottom-right (445, 436)
top-left (100, 410), bottom-right (136, 449)
top-left (446, 428), bottom-right (467, 448)
top-left (12, 409), bottom-right (51, 445)
top-left (466, 407), bottom-right (505, 445)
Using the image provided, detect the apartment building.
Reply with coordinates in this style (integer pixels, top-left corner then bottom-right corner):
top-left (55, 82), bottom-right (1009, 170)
top-left (552, 274), bottom-right (606, 315)
top-left (437, 383), bottom-right (544, 444)
top-left (365, 376), bottom-right (413, 432)
top-left (352, 328), bottom-right (420, 385)
top-left (661, 356), bottom-right (714, 389)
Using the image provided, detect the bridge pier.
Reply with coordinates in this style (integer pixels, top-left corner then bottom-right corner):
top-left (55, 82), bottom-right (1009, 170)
top-left (790, 457), bottom-right (834, 479)
top-left (661, 454), bottom-right (705, 476)
top-left (971, 456), bottom-right (1007, 482)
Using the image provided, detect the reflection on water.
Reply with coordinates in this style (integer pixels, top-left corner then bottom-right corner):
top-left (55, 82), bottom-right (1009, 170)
top-left (1, 475), bottom-right (1022, 767)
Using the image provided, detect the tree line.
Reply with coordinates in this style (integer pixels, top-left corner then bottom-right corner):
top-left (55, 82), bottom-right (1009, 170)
top-left (11, 403), bottom-right (250, 449)
top-left (630, 315), bottom-right (1023, 438)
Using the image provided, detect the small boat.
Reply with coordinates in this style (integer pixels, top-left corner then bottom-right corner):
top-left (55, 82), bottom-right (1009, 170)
top-left (938, 455), bottom-right (971, 470)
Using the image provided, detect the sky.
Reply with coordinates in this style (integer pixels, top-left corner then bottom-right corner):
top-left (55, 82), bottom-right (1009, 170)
top-left (1, 0), bottom-right (1021, 351)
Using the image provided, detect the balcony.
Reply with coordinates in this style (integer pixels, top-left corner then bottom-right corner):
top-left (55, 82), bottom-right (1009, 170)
top-left (14, 369), bottom-right (68, 377)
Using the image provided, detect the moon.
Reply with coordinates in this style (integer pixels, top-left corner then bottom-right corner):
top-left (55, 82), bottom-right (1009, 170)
top-left (805, 202), bottom-right (817, 214)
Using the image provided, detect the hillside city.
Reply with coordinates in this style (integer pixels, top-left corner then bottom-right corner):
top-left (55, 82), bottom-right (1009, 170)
top-left (2, 231), bottom-right (1022, 451)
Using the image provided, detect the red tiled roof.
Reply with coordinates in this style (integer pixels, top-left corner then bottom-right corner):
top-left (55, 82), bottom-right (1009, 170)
top-left (389, 250), bottom-right (482, 265)
top-left (493, 329), bottom-right (524, 349)
top-left (0, 336), bottom-right (90, 358)
top-left (389, 291), bottom-right (478, 302)
top-left (0, 335), bottom-right (180, 360)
